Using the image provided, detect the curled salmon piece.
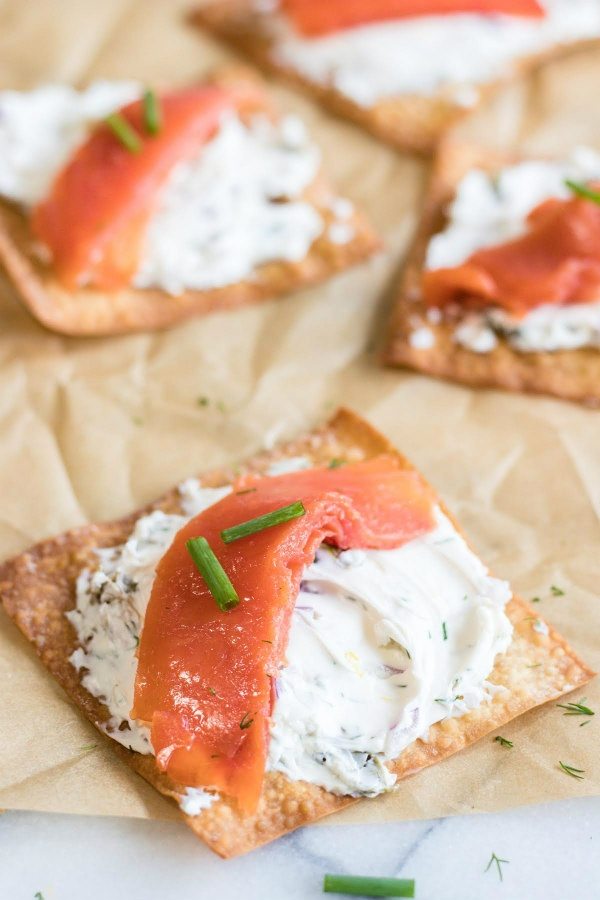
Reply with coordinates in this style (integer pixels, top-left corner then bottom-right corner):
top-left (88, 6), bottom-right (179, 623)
top-left (132, 457), bottom-right (435, 814)
top-left (282, 0), bottom-right (545, 38)
top-left (32, 82), bottom-right (266, 290)
top-left (423, 194), bottom-right (600, 317)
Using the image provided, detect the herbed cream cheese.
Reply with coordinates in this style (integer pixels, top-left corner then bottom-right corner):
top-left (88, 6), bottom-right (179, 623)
top-left (424, 147), bottom-right (600, 353)
top-left (264, 0), bottom-right (600, 107)
top-left (0, 82), bottom-right (332, 294)
top-left (68, 460), bottom-right (513, 814)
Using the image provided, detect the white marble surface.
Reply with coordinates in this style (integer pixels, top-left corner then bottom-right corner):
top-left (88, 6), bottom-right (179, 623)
top-left (1, 797), bottom-right (599, 900)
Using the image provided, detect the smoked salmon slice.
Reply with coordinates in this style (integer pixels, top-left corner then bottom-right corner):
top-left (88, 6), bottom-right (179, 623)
top-left (32, 83), bottom-right (264, 290)
top-left (422, 193), bottom-right (600, 317)
top-left (282, 0), bottom-right (545, 38)
top-left (133, 457), bottom-right (434, 814)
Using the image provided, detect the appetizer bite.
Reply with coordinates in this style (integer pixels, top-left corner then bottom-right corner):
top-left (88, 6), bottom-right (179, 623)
top-left (191, 0), bottom-right (600, 155)
top-left (385, 142), bottom-right (600, 404)
top-left (0, 409), bottom-right (593, 856)
top-left (0, 69), bottom-right (379, 335)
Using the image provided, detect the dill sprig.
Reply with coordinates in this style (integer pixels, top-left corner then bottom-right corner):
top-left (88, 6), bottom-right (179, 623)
top-left (485, 852), bottom-right (509, 882)
top-left (557, 698), bottom-right (594, 718)
top-left (559, 760), bottom-right (585, 780)
top-left (240, 712), bottom-right (254, 730)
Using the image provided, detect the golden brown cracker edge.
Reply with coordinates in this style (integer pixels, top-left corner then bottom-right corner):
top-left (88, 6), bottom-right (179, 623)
top-left (0, 67), bottom-right (380, 337)
top-left (190, 2), bottom-right (600, 156)
top-left (383, 138), bottom-right (600, 406)
top-left (0, 408), bottom-right (594, 857)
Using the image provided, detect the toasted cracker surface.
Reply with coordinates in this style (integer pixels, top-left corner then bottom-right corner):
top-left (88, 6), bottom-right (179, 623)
top-left (0, 408), bottom-right (594, 856)
top-left (0, 67), bottom-right (379, 337)
top-left (383, 140), bottom-right (600, 405)
top-left (191, 2), bottom-right (600, 156)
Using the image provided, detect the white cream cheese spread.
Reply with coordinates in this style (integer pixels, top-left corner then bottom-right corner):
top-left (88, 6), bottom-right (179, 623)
top-left (424, 146), bottom-right (600, 353)
top-left (0, 82), bottom-right (328, 293)
top-left (68, 460), bottom-right (513, 813)
top-left (264, 0), bottom-right (600, 107)
top-left (0, 82), bottom-right (141, 206)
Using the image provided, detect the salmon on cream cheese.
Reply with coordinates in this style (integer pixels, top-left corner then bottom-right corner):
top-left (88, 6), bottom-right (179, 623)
top-left (200, 1), bottom-right (600, 111)
top-left (423, 148), bottom-right (600, 353)
top-left (0, 76), bottom-right (375, 311)
top-left (68, 454), bottom-right (514, 818)
top-left (281, 0), bottom-right (545, 38)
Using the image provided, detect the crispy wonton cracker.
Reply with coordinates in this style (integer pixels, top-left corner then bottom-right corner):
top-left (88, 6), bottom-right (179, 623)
top-left (383, 141), bottom-right (600, 405)
top-left (0, 408), bottom-right (594, 856)
top-left (190, 2), bottom-right (600, 156)
top-left (0, 67), bottom-right (379, 337)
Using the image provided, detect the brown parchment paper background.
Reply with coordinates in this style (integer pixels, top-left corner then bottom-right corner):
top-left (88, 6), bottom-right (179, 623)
top-left (0, 0), bottom-right (598, 829)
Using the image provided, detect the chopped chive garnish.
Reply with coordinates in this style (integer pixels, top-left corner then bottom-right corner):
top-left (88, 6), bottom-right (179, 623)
top-left (240, 712), bottom-right (254, 730)
top-left (442, 621), bottom-right (448, 641)
top-left (221, 500), bottom-right (306, 543)
top-left (78, 742), bottom-right (98, 752)
top-left (494, 735), bottom-right (513, 749)
top-left (105, 112), bottom-right (142, 153)
top-left (485, 853), bottom-right (509, 882)
top-left (565, 179), bottom-right (600, 205)
top-left (531, 597), bottom-right (540, 603)
top-left (557, 699), bottom-right (594, 718)
top-left (550, 584), bottom-right (565, 597)
top-left (197, 396), bottom-right (209, 407)
top-left (186, 536), bottom-right (239, 611)
top-left (328, 458), bottom-right (345, 469)
top-left (559, 760), bottom-right (585, 780)
top-left (143, 89), bottom-right (161, 135)
top-left (323, 874), bottom-right (415, 897)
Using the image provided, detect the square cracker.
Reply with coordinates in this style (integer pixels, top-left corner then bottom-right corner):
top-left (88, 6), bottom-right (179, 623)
top-left (190, 1), bottom-right (600, 156)
top-left (0, 408), bottom-right (594, 856)
top-left (383, 140), bottom-right (600, 406)
top-left (0, 67), bottom-right (379, 337)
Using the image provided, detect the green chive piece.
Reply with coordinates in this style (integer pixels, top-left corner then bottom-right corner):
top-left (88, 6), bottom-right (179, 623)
top-left (143, 89), bottom-right (162, 135)
top-left (550, 584), bottom-right (565, 597)
top-left (186, 536), bottom-right (239, 611)
top-left (559, 760), bottom-right (585, 780)
top-left (221, 500), bottom-right (306, 544)
top-left (441, 621), bottom-right (448, 641)
top-left (323, 874), bottom-right (415, 898)
top-left (565, 179), bottom-right (600, 205)
top-left (494, 735), bottom-right (513, 749)
top-left (240, 712), bottom-right (254, 730)
top-left (105, 112), bottom-right (142, 153)
top-left (328, 458), bottom-right (345, 469)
